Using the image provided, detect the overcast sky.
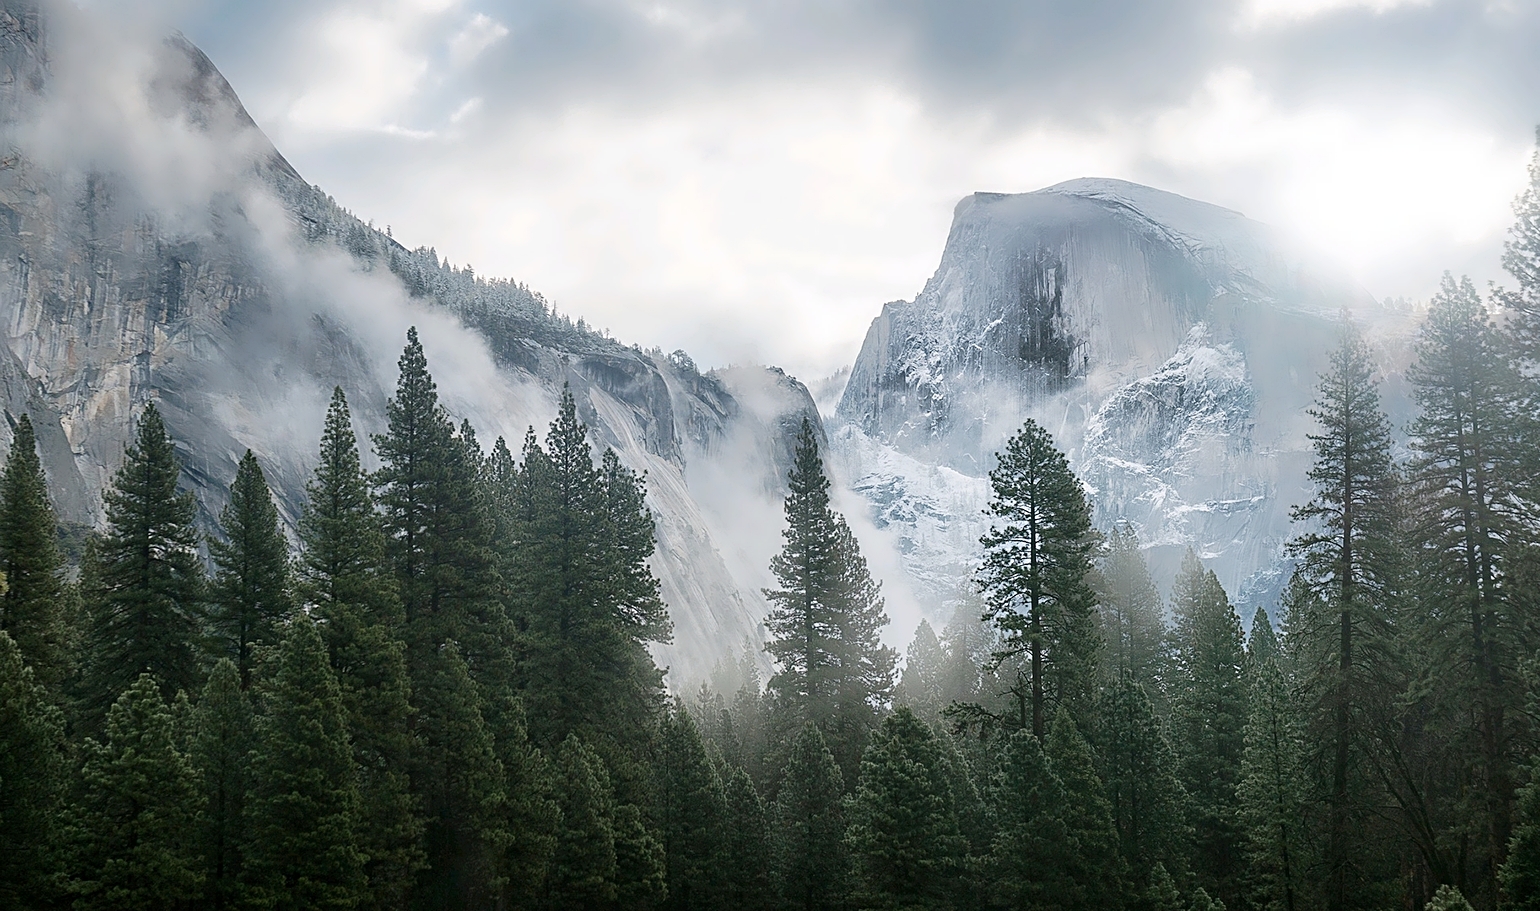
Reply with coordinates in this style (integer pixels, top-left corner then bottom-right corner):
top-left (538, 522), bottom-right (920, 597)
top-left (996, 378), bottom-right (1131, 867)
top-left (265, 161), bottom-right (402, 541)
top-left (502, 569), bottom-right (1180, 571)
top-left (139, 0), bottom-right (1540, 380)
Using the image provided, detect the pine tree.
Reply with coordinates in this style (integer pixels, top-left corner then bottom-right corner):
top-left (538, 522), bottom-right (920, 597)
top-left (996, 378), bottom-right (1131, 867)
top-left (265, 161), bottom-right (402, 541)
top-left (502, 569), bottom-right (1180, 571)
top-left (771, 723), bottom-right (850, 911)
top-left (0, 413), bottom-right (69, 689)
top-left (298, 387), bottom-right (424, 909)
top-left (1238, 628), bottom-right (1307, 911)
top-left (209, 450), bottom-right (293, 688)
top-left (1096, 523), bottom-right (1171, 708)
top-left (1146, 863), bottom-right (1185, 911)
top-left (763, 417), bottom-right (896, 783)
top-left (1098, 676), bottom-right (1188, 889)
top-left (482, 691), bottom-right (558, 911)
top-left (613, 803), bottom-right (669, 910)
top-left (1495, 129), bottom-right (1540, 365)
top-left (722, 766), bottom-right (772, 911)
top-left (988, 728), bottom-right (1075, 910)
top-left (1169, 551), bottom-right (1249, 909)
top-left (1501, 755), bottom-right (1540, 910)
top-left (1288, 321), bottom-right (1404, 911)
top-left (547, 735), bottom-right (619, 911)
top-left (0, 630), bottom-right (66, 909)
top-left (1428, 885), bottom-right (1477, 911)
top-left (503, 388), bottom-right (671, 756)
top-left (1046, 708), bottom-right (1126, 910)
top-left (655, 704), bottom-right (727, 911)
top-left (243, 617), bottom-right (366, 911)
top-left (190, 658), bottom-right (253, 911)
top-left (897, 619), bottom-right (948, 722)
top-left (65, 673), bottom-right (203, 911)
top-left (80, 403), bottom-right (205, 715)
top-left (977, 418), bottom-right (1099, 741)
top-left (409, 642), bottom-right (506, 909)
top-left (1408, 275), bottom-right (1533, 901)
top-left (846, 707), bottom-right (966, 911)
top-left (1189, 888), bottom-right (1227, 911)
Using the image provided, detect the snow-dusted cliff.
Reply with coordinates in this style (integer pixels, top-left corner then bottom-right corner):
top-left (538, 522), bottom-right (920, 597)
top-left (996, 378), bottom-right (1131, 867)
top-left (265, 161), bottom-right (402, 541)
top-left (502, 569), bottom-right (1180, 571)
top-left (834, 178), bottom-right (1408, 619)
top-left (0, 0), bottom-right (816, 680)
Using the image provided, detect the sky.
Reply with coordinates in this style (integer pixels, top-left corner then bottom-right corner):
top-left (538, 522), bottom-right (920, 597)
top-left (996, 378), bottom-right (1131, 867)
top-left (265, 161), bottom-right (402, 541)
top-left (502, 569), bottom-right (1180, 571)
top-left (131, 0), bottom-right (1540, 381)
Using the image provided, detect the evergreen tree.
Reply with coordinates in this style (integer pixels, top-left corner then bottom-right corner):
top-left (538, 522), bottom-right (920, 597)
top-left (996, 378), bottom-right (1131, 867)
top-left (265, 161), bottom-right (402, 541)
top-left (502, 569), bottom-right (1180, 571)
top-left (80, 403), bottom-right (205, 715)
top-left (722, 766), bottom-right (772, 911)
top-left (1501, 754), bottom-right (1540, 910)
top-left (988, 728), bottom-right (1075, 910)
top-left (1429, 885), bottom-right (1477, 911)
top-left (977, 418), bottom-right (1099, 741)
top-left (613, 803), bottom-right (669, 911)
top-left (482, 691), bottom-right (558, 911)
top-left (1046, 707), bottom-right (1126, 910)
top-left (1408, 275), bottom-right (1533, 901)
top-left (845, 707), bottom-right (966, 911)
top-left (299, 387), bottom-right (424, 909)
top-left (1169, 551), bottom-right (1249, 909)
top-left (504, 389), bottom-right (671, 755)
top-left (763, 417), bottom-right (896, 782)
top-left (1189, 888), bottom-right (1227, 911)
top-left (1145, 863), bottom-right (1185, 911)
top-left (190, 659), bottom-right (253, 911)
top-left (0, 413), bottom-right (69, 688)
top-left (655, 704), bottom-right (727, 911)
top-left (547, 735), bottom-right (619, 911)
top-left (209, 450), bottom-right (292, 688)
top-left (65, 673), bottom-right (203, 911)
top-left (1096, 523), bottom-right (1171, 708)
top-left (243, 617), bottom-right (366, 911)
top-left (1238, 628), bottom-right (1307, 911)
top-left (897, 619), bottom-right (948, 722)
top-left (0, 630), bottom-right (66, 909)
top-left (1495, 129), bottom-right (1540, 366)
top-left (1098, 676), bottom-right (1188, 891)
top-left (409, 642), bottom-right (506, 909)
top-left (771, 723), bottom-right (850, 911)
top-left (1288, 321), bottom-right (1404, 911)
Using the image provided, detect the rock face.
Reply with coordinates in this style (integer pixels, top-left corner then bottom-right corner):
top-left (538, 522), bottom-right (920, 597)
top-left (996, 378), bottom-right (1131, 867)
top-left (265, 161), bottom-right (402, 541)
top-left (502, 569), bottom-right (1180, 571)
top-left (835, 178), bottom-right (1408, 619)
top-left (0, 0), bottom-right (817, 681)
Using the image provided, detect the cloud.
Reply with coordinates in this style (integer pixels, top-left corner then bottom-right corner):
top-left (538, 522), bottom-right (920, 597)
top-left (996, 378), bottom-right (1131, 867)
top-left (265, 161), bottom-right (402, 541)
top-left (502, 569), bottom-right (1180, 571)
top-left (449, 12), bottom-right (509, 66)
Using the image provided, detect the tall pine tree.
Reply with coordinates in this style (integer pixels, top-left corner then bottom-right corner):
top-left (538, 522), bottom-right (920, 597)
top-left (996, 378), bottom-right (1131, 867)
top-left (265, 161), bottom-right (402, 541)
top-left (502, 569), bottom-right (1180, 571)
top-left (770, 723), bottom-right (850, 911)
top-left (209, 450), bottom-right (293, 688)
top-left (242, 616), bottom-right (367, 911)
top-left (1096, 523), bottom-right (1171, 709)
top-left (0, 413), bottom-right (70, 689)
top-left (988, 728), bottom-right (1076, 910)
top-left (655, 704), bottom-right (727, 911)
top-left (1099, 676), bottom-right (1189, 894)
top-left (977, 418), bottom-right (1099, 741)
top-left (1288, 321), bottom-right (1404, 911)
top-left (762, 417), bottom-right (896, 782)
top-left (65, 673), bottom-right (204, 911)
top-left (190, 659), bottom-right (253, 911)
top-left (80, 403), bottom-right (205, 715)
top-left (0, 630), bottom-right (66, 910)
top-left (1238, 614), bottom-right (1308, 911)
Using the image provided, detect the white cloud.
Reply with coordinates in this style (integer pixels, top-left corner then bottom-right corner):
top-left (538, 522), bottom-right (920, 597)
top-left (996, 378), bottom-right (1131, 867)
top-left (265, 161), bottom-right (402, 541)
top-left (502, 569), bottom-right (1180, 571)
top-left (449, 13), bottom-right (509, 66)
top-left (1238, 0), bottom-right (1433, 29)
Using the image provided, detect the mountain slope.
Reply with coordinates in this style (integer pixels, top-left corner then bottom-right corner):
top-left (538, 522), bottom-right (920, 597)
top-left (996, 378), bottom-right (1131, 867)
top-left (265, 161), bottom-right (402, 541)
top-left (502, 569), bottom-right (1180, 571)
top-left (0, 0), bottom-right (814, 680)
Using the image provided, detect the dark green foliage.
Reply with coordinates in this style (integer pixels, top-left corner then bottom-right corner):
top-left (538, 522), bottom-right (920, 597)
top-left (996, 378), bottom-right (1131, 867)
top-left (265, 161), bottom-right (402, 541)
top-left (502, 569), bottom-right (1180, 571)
top-left (209, 450), bottom-right (293, 687)
top-left (483, 692), bottom-right (558, 911)
top-left (1099, 677), bottom-right (1188, 889)
top-left (1169, 551), bottom-right (1248, 909)
top-left (764, 418), bottom-right (896, 782)
top-left (1188, 888), bottom-right (1226, 911)
top-left (190, 659), bottom-right (253, 911)
top-left (409, 642), bottom-right (505, 910)
top-left (1145, 863), bottom-right (1185, 911)
top-left (771, 723), bottom-right (850, 911)
top-left (65, 673), bottom-right (203, 911)
top-left (1429, 885), bottom-right (1477, 911)
top-left (299, 387), bottom-right (424, 908)
top-left (988, 728), bottom-right (1075, 910)
top-left (1288, 322), bottom-right (1405, 911)
top-left (1046, 708), bottom-right (1126, 910)
top-left (243, 617), bottom-right (366, 911)
top-left (845, 707), bottom-right (965, 911)
top-left (978, 418), bottom-right (1099, 741)
top-left (1408, 276), bottom-right (1534, 904)
top-left (655, 704), bottom-right (727, 911)
top-left (1238, 635), bottom-right (1307, 911)
top-left (548, 735), bottom-right (619, 910)
top-left (80, 403), bottom-right (205, 715)
top-left (614, 803), bottom-right (669, 910)
top-left (503, 388), bottom-right (671, 755)
top-left (0, 630), bottom-right (67, 909)
top-left (1096, 523), bottom-right (1171, 708)
top-left (1501, 757), bottom-right (1540, 910)
top-left (722, 766), bottom-right (772, 911)
top-left (0, 414), bottom-right (70, 688)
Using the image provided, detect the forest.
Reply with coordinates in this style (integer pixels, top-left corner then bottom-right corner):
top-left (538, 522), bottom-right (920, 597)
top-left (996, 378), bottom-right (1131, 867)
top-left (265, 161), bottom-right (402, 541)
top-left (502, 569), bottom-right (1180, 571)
top-left (5, 181), bottom-right (1540, 911)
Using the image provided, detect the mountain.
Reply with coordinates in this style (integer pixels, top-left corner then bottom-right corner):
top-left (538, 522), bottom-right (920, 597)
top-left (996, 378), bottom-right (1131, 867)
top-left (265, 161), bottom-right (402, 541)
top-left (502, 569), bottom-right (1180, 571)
top-left (832, 178), bottom-right (1414, 620)
top-left (0, 0), bottom-right (816, 681)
